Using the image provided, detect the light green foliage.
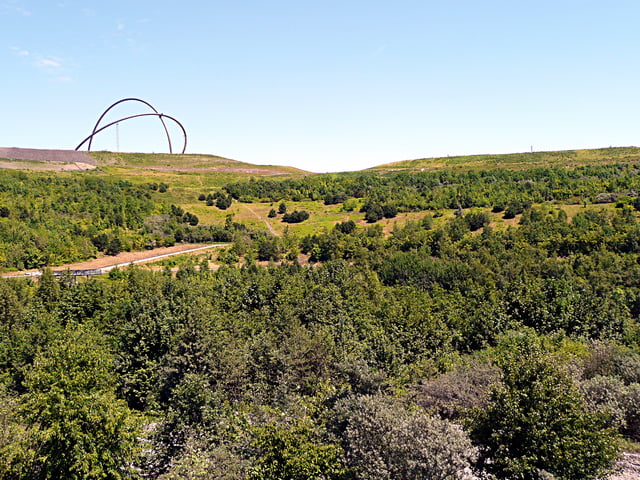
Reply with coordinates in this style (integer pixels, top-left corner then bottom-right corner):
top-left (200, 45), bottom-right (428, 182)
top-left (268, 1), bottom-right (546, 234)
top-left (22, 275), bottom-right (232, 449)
top-left (158, 442), bottom-right (247, 480)
top-left (18, 325), bottom-right (141, 480)
top-left (470, 331), bottom-right (619, 480)
top-left (249, 416), bottom-right (347, 480)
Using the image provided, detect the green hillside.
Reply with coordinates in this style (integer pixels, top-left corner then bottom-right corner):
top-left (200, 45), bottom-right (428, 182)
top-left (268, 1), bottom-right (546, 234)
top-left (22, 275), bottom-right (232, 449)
top-left (369, 146), bottom-right (640, 173)
top-left (89, 150), bottom-right (309, 175)
top-left (2, 145), bottom-right (640, 479)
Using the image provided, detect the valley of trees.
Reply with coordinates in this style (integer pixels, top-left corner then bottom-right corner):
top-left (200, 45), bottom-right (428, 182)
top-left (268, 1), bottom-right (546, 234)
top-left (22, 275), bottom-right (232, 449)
top-left (2, 154), bottom-right (640, 479)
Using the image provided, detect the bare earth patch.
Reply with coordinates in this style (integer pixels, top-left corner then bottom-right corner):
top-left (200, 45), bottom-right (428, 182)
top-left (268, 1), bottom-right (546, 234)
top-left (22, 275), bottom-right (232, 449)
top-left (134, 164), bottom-right (295, 175)
top-left (2, 243), bottom-right (222, 278)
top-left (0, 160), bottom-right (96, 171)
top-left (610, 453), bottom-right (640, 480)
top-left (0, 148), bottom-right (97, 171)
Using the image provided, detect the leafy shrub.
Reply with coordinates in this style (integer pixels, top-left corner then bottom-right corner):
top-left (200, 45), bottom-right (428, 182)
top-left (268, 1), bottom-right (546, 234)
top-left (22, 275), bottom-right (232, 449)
top-left (324, 192), bottom-right (348, 205)
top-left (382, 204), bottom-right (397, 219)
top-left (580, 375), bottom-right (640, 440)
top-left (249, 418), bottom-right (346, 480)
top-left (465, 211), bottom-right (490, 231)
top-left (335, 220), bottom-right (356, 234)
top-left (336, 394), bottom-right (477, 480)
top-left (415, 361), bottom-right (499, 420)
top-left (282, 210), bottom-right (309, 223)
top-left (216, 195), bottom-right (232, 210)
top-left (470, 332), bottom-right (619, 480)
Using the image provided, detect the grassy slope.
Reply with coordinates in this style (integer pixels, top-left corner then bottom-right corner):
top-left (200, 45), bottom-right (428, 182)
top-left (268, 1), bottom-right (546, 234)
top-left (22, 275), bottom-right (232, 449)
top-left (2, 147), bottom-right (636, 237)
top-left (368, 147), bottom-right (640, 173)
top-left (90, 148), bottom-right (640, 235)
top-left (89, 151), bottom-right (308, 174)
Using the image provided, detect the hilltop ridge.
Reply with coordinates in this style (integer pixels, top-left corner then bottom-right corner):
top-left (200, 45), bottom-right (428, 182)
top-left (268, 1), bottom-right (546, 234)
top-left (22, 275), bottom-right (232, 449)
top-left (368, 146), bottom-right (640, 173)
top-left (3, 146), bottom-right (640, 176)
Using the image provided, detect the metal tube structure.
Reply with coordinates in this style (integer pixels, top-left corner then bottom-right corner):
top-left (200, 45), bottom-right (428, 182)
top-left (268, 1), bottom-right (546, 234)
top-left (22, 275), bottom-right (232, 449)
top-left (75, 113), bottom-right (187, 154)
top-left (76, 98), bottom-right (187, 154)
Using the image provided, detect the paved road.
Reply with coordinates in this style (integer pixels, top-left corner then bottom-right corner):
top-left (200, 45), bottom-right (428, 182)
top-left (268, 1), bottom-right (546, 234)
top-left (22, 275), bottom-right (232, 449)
top-left (2, 244), bottom-right (226, 278)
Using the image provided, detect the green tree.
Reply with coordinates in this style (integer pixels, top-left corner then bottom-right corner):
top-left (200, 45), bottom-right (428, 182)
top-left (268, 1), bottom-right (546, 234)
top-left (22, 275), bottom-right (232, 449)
top-left (364, 204), bottom-right (384, 223)
top-left (470, 331), bottom-right (619, 480)
top-left (36, 268), bottom-right (60, 311)
top-left (18, 325), bottom-right (142, 480)
top-left (249, 416), bottom-right (347, 480)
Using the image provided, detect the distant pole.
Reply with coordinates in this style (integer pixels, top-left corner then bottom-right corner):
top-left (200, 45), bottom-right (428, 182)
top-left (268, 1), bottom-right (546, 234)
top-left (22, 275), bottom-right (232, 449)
top-left (531, 145), bottom-right (533, 153)
top-left (116, 122), bottom-right (120, 152)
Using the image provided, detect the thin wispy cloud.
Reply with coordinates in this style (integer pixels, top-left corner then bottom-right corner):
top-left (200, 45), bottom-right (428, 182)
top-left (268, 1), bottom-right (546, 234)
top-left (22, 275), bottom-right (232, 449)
top-left (10, 46), bottom-right (29, 56)
top-left (0, 0), bottom-right (31, 16)
top-left (32, 55), bottom-right (73, 83)
top-left (34, 57), bottom-right (62, 68)
top-left (11, 47), bottom-right (73, 83)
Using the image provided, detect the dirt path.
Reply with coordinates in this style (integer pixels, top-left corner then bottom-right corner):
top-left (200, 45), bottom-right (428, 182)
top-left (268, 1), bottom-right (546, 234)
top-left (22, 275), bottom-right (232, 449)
top-left (2, 243), bottom-right (226, 278)
top-left (242, 204), bottom-right (279, 236)
top-left (610, 453), bottom-right (640, 480)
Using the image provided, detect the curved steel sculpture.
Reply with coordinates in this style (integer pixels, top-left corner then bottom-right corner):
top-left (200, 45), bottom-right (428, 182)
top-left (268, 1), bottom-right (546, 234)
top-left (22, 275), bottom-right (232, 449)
top-left (75, 98), bottom-right (187, 154)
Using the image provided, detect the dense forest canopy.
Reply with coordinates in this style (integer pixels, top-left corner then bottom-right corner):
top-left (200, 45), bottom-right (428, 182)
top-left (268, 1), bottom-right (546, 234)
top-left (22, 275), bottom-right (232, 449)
top-left (2, 151), bottom-right (640, 479)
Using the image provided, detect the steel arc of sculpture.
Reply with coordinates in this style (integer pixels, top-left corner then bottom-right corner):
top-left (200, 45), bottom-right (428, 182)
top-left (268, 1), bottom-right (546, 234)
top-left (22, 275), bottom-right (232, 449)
top-left (75, 98), bottom-right (187, 154)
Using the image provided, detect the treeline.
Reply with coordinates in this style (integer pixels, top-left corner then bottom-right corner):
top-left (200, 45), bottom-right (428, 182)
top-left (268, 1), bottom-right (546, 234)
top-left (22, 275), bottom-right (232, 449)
top-left (222, 163), bottom-right (640, 212)
top-left (0, 171), bottom-right (224, 270)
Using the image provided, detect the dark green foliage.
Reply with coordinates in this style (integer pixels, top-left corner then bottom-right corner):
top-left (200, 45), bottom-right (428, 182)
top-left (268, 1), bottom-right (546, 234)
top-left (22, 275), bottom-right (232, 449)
top-left (470, 332), bottom-right (619, 480)
top-left (335, 220), bottom-right (356, 234)
top-left (282, 210), bottom-right (309, 223)
top-left (256, 236), bottom-right (281, 261)
top-left (278, 201), bottom-right (287, 214)
top-left (364, 204), bottom-right (384, 223)
top-left (0, 172), bottom-right (213, 270)
top-left (465, 211), bottom-right (490, 231)
top-left (215, 194), bottom-right (232, 210)
top-left (16, 325), bottom-right (141, 479)
top-left (182, 212), bottom-right (199, 226)
top-left (503, 200), bottom-right (530, 219)
top-left (267, 208), bottom-right (277, 218)
top-left (106, 235), bottom-right (123, 255)
top-left (324, 192), bottom-right (348, 205)
top-left (170, 204), bottom-right (184, 218)
top-left (223, 162), bottom-right (640, 216)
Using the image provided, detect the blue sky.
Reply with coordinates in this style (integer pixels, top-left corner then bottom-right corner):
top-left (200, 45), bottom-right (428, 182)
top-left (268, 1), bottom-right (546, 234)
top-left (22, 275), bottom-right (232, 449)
top-left (2, 1), bottom-right (640, 172)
